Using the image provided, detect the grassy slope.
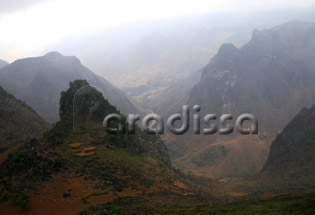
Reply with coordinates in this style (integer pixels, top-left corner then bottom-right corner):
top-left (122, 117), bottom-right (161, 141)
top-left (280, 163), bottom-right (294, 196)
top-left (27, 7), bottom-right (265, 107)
top-left (144, 193), bottom-right (315, 215)
top-left (54, 121), bottom-right (172, 185)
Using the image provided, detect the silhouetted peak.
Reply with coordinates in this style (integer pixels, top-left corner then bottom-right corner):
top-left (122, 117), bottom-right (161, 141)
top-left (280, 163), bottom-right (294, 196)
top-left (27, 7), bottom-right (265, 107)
top-left (250, 28), bottom-right (271, 41)
top-left (43, 51), bottom-right (81, 64)
top-left (217, 43), bottom-right (238, 54)
top-left (44, 51), bottom-right (64, 58)
top-left (214, 43), bottom-right (239, 61)
top-left (249, 21), bottom-right (315, 44)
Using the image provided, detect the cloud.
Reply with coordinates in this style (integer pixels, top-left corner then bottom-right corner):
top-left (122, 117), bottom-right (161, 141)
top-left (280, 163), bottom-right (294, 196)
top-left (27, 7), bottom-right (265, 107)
top-left (0, 0), bottom-right (52, 13)
top-left (0, 0), bottom-right (314, 62)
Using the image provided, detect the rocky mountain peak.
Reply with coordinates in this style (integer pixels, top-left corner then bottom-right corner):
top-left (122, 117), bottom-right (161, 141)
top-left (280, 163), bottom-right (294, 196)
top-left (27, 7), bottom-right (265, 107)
top-left (166, 21), bottom-right (315, 178)
top-left (216, 43), bottom-right (239, 58)
top-left (43, 51), bottom-right (81, 65)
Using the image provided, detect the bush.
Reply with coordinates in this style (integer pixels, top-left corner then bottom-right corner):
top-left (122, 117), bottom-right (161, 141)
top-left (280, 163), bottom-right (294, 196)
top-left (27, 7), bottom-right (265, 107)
top-left (11, 150), bottom-right (24, 163)
top-left (10, 150), bottom-right (24, 168)
top-left (110, 206), bottom-right (122, 214)
top-left (15, 193), bottom-right (29, 208)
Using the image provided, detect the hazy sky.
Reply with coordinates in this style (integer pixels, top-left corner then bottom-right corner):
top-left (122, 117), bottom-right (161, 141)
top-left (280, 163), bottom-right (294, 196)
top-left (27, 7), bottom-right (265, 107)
top-left (0, 0), bottom-right (314, 62)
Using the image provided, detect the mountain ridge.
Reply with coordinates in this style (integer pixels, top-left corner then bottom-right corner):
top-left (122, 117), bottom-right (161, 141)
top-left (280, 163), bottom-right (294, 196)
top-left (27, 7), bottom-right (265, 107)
top-left (165, 20), bottom-right (315, 178)
top-left (0, 52), bottom-right (145, 123)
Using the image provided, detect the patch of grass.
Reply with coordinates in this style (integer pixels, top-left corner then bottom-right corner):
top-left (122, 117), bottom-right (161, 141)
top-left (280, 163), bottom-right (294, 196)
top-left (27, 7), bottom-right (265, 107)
top-left (15, 193), bottom-right (29, 208)
top-left (144, 193), bottom-right (315, 215)
top-left (94, 146), bottom-right (167, 177)
top-left (10, 150), bottom-right (24, 166)
top-left (109, 205), bottom-right (122, 214)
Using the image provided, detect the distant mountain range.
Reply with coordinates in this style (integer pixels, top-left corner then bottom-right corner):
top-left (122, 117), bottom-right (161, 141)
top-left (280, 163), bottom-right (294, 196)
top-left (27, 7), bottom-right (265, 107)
top-left (164, 21), bottom-right (315, 178)
top-left (0, 52), bottom-right (144, 123)
top-left (54, 9), bottom-right (315, 106)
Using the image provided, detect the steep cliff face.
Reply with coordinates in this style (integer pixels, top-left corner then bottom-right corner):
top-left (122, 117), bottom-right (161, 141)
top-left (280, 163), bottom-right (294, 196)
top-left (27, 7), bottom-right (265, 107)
top-left (189, 21), bottom-right (315, 135)
top-left (0, 86), bottom-right (50, 145)
top-left (165, 21), bottom-right (315, 178)
top-left (261, 105), bottom-right (315, 177)
top-left (0, 52), bottom-right (144, 123)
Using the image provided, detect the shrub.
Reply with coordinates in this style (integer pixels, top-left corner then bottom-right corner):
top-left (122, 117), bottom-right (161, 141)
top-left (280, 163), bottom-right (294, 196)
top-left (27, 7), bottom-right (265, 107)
top-left (15, 193), bottom-right (29, 208)
top-left (110, 206), bottom-right (122, 214)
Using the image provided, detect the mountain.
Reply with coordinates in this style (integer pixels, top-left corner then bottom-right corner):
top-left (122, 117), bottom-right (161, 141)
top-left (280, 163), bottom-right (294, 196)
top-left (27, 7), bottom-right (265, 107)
top-left (261, 105), bottom-right (315, 178)
top-left (0, 59), bottom-right (8, 69)
top-left (56, 13), bottom-right (251, 95)
top-left (219, 105), bottom-right (315, 194)
top-left (54, 9), bottom-right (315, 105)
top-left (0, 52), bottom-right (144, 123)
top-left (0, 86), bottom-right (50, 157)
top-left (165, 21), bottom-right (315, 178)
top-left (0, 80), bottom-right (213, 214)
top-left (46, 79), bottom-right (170, 166)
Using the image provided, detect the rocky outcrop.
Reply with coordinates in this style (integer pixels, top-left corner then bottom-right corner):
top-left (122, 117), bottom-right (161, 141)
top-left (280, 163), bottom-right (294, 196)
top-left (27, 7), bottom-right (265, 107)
top-left (261, 105), bottom-right (315, 177)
